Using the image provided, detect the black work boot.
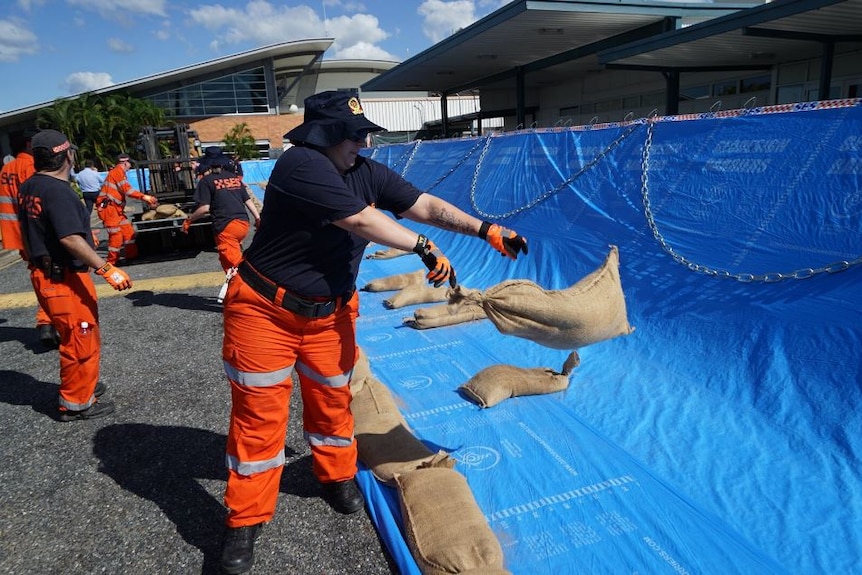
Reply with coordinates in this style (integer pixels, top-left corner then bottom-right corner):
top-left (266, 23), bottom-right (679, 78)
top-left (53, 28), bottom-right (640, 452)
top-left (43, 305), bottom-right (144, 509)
top-left (58, 400), bottom-right (115, 422)
top-left (321, 479), bottom-right (364, 514)
top-left (220, 523), bottom-right (262, 575)
top-left (37, 324), bottom-right (60, 350)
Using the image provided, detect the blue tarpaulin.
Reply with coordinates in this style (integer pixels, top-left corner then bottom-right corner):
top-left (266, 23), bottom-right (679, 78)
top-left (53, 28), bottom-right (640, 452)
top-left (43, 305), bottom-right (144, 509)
top-left (256, 100), bottom-right (862, 574)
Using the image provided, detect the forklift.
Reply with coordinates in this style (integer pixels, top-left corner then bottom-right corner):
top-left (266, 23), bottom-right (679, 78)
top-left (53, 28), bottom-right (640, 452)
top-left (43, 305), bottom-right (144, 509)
top-left (130, 125), bottom-right (215, 256)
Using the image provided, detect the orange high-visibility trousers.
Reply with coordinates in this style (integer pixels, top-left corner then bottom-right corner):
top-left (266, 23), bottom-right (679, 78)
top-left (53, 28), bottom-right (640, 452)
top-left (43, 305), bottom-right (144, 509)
top-left (221, 273), bottom-right (359, 527)
top-left (98, 204), bottom-right (137, 264)
top-left (215, 219), bottom-right (249, 272)
top-left (30, 267), bottom-right (101, 411)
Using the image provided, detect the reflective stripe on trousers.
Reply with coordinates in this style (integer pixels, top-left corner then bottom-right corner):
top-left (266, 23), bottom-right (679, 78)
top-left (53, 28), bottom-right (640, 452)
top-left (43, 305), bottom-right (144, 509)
top-left (221, 272), bottom-right (359, 527)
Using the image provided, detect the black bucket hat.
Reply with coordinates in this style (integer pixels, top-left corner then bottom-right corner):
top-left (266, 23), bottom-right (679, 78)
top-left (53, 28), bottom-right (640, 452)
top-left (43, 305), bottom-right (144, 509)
top-left (284, 91), bottom-right (383, 147)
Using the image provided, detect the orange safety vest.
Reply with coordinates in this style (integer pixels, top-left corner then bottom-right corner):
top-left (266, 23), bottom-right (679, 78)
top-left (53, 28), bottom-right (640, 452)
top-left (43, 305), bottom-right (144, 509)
top-left (0, 152), bottom-right (35, 250)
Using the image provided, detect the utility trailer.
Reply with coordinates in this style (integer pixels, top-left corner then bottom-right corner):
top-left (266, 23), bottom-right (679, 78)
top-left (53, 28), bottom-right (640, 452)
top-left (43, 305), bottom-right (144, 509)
top-left (130, 125), bottom-right (214, 256)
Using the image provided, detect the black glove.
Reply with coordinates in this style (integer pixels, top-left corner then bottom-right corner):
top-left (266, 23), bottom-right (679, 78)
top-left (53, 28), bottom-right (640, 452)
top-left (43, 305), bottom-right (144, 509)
top-left (479, 221), bottom-right (528, 260)
top-left (413, 235), bottom-right (457, 288)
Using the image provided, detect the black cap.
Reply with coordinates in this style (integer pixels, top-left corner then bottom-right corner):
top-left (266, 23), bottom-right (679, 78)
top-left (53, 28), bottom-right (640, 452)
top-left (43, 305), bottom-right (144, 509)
top-left (284, 91), bottom-right (383, 147)
top-left (31, 129), bottom-right (77, 154)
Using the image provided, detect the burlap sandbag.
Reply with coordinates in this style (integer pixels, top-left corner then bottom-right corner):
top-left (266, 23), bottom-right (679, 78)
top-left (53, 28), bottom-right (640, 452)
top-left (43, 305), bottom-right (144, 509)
top-left (350, 346), bottom-right (371, 394)
top-left (481, 245), bottom-right (633, 349)
top-left (460, 351), bottom-right (580, 408)
top-left (154, 204), bottom-right (180, 219)
top-left (384, 283), bottom-right (450, 309)
top-left (352, 376), bottom-right (454, 485)
top-left (362, 270), bottom-right (426, 293)
top-left (396, 468), bottom-right (510, 575)
top-left (141, 210), bottom-right (157, 221)
top-left (366, 246), bottom-right (411, 260)
top-left (405, 286), bottom-right (488, 329)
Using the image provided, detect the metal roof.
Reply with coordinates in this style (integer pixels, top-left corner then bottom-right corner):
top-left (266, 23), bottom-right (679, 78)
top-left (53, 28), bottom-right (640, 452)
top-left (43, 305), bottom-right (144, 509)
top-left (0, 39), bottom-right (333, 128)
top-left (361, 0), bottom-right (759, 94)
top-left (599, 0), bottom-right (862, 70)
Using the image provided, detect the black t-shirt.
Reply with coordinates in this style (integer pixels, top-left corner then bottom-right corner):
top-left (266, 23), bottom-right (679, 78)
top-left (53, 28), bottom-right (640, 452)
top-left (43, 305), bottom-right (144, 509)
top-left (193, 171), bottom-right (250, 234)
top-left (18, 173), bottom-right (93, 268)
top-left (244, 147), bottom-right (422, 298)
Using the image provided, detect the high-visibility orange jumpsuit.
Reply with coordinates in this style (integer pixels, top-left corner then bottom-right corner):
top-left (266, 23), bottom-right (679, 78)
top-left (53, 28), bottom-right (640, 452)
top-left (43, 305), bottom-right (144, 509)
top-left (222, 270), bottom-right (359, 527)
top-left (97, 164), bottom-right (147, 264)
top-left (0, 151), bottom-right (51, 328)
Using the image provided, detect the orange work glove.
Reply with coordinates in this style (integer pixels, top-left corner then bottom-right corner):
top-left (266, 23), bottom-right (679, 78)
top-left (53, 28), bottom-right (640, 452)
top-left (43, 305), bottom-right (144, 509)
top-left (182, 218), bottom-right (192, 234)
top-left (95, 263), bottom-right (132, 291)
top-left (413, 235), bottom-right (456, 288)
top-left (478, 221), bottom-right (528, 260)
top-left (142, 194), bottom-right (158, 208)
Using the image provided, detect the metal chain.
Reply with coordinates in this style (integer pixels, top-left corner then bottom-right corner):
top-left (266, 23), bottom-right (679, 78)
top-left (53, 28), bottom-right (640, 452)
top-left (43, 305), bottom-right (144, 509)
top-left (423, 136), bottom-right (489, 192)
top-left (395, 140), bottom-right (422, 177)
top-left (470, 122), bottom-right (643, 220)
top-left (640, 119), bottom-right (862, 282)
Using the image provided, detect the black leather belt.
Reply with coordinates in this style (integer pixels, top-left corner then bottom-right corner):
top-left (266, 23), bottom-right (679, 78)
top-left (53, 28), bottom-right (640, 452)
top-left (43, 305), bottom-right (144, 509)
top-left (237, 261), bottom-right (352, 319)
top-left (32, 256), bottom-right (88, 277)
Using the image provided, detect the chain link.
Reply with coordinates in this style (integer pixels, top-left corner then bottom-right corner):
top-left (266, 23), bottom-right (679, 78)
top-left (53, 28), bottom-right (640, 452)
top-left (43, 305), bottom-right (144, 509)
top-left (470, 123), bottom-right (643, 220)
top-left (423, 136), bottom-right (488, 192)
top-left (641, 119), bottom-right (862, 282)
top-left (394, 140), bottom-right (422, 177)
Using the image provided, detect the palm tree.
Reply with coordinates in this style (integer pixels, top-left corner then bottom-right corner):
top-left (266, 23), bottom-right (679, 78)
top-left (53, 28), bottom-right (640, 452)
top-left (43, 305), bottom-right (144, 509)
top-left (222, 123), bottom-right (258, 160)
top-left (37, 92), bottom-right (169, 169)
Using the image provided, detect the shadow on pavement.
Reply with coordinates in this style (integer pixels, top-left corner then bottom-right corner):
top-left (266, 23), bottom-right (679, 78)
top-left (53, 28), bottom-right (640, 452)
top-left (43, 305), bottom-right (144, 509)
top-left (92, 423), bottom-right (331, 574)
top-left (0, 370), bottom-right (58, 415)
top-left (125, 290), bottom-right (224, 313)
top-left (0, 323), bottom-right (57, 354)
top-left (93, 423), bottom-right (229, 574)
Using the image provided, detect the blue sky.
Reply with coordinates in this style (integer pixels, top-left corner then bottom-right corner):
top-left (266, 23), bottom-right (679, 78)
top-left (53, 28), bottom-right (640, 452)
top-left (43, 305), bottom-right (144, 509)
top-left (0, 0), bottom-right (509, 113)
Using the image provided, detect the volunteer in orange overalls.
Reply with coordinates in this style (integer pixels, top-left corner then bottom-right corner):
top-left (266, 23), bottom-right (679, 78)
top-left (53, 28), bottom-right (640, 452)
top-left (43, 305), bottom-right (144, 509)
top-left (183, 149), bottom-right (261, 272)
top-left (217, 91), bottom-right (529, 575)
top-left (18, 130), bottom-right (134, 421)
top-left (0, 129), bottom-right (58, 348)
top-left (96, 153), bottom-right (157, 264)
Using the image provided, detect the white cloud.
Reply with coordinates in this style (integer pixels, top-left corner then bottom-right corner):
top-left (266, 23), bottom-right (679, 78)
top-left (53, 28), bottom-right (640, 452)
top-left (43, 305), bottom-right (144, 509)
top-left (334, 41), bottom-right (397, 61)
top-left (62, 71), bottom-right (114, 94)
top-left (189, 1), bottom-right (395, 61)
top-left (66, 0), bottom-right (167, 18)
top-left (326, 13), bottom-right (388, 51)
top-left (107, 37), bottom-right (135, 53)
top-left (418, 0), bottom-right (477, 43)
top-left (0, 19), bottom-right (39, 62)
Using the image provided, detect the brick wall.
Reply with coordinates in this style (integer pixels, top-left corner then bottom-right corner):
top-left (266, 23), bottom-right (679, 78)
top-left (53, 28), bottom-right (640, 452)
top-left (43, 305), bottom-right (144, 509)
top-left (188, 114), bottom-right (304, 151)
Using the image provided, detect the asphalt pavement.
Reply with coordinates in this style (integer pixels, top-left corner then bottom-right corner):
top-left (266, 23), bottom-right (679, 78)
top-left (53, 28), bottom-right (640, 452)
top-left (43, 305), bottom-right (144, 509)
top-left (0, 230), bottom-right (398, 575)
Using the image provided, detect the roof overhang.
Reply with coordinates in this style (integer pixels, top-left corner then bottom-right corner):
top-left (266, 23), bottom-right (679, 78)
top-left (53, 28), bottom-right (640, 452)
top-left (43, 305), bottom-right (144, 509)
top-left (361, 0), bottom-right (758, 94)
top-left (0, 39), bottom-right (333, 128)
top-left (599, 0), bottom-right (862, 71)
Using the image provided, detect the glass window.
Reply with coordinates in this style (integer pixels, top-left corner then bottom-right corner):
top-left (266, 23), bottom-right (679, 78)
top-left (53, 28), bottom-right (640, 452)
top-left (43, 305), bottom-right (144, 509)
top-left (741, 75), bottom-right (771, 93)
top-left (680, 85), bottom-right (710, 101)
top-left (147, 66), bottom-right (269, 116)
top-left (713, 81), bottom-right (738, 96)
top-left (777, 85), bottom-right (804, 104)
